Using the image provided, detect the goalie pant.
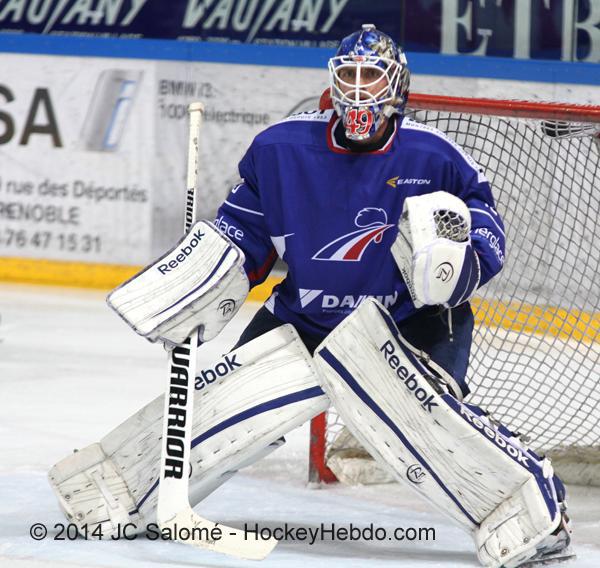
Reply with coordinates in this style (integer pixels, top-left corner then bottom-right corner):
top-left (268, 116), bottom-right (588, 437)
top-left (236, 300), bottom-right (474, 399)
top-left (48, 325), bottom-right (328, 536)
top-left (314, 298), bottom-right (570, 568)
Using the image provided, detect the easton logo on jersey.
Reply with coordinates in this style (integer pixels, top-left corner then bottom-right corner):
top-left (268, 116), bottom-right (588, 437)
top-left (386, 176), bottom-right (431, 188)
top-left (312, 208), bottom-right (393, 261)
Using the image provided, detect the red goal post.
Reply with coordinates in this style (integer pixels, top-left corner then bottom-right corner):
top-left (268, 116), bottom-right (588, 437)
top-left (309, 91), bottom-right (600, 485)
top-left (408, 93), bottom-right (600, 122)
top-left (320, 87), bottom-right (600, 124)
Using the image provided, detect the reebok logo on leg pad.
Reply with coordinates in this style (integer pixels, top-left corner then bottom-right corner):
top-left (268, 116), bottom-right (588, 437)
top-left (380, 340), bottom-right (438, 412)
top-left (195, 354), bottom-right (242, 390)
top-left (457, 403), bottom-right (530, 468)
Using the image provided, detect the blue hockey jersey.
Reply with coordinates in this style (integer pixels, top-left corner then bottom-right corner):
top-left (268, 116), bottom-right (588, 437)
top-left (215, 109), bottom-right (505, 340)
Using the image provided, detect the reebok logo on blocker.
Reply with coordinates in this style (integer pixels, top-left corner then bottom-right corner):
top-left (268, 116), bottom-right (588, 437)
top-left (158, 228), bottom-right (205, 274)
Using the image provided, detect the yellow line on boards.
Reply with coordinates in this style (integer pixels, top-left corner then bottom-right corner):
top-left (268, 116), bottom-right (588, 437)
top-left (0, 257), bottom-right (281, 299)
top-left (472, 298), bottom-right (599, 344)
top-left (1, 258), bottom-right (597, 343)
top-left (0, 257), bottom-right (139, 289)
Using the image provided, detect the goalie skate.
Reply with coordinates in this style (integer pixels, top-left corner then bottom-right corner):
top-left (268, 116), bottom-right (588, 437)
top-left (504, 507), bottom-right (574, 568)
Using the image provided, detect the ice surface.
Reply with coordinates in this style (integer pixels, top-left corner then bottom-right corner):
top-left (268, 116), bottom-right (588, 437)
top-left (1, 284), bottom-right (598, 567)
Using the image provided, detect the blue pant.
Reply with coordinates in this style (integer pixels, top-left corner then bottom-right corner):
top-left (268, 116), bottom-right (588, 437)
top-left (398, 304), bottom-right (474, 397)
top-left (235, 302), bottom-right (474, 397)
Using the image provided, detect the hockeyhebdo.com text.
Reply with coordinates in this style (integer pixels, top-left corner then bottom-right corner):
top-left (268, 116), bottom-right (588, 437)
top-left (245, 522), bottom-right (436, 544)
top-left (30, 522), bottom-right (436, 545)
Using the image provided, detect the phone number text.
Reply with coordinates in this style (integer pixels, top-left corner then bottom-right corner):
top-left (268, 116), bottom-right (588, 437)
top-left (0, 229), bottom-right (102, 254)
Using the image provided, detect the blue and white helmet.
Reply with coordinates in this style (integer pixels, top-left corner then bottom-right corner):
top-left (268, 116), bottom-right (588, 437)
top-left (328, 24), bottom-right (410, 141)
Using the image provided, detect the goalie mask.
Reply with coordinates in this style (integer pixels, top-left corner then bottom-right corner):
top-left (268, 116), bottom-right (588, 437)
top-left (328, 24), bottom-right (410, 141)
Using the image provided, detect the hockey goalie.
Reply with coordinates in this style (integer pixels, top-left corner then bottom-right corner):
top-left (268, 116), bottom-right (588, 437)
top-left (48, 24), bottom-right (572, 567)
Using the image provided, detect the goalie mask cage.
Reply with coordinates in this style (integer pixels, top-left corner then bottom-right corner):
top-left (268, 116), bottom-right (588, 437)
top-left (309, 93), bottom-right (600, 486)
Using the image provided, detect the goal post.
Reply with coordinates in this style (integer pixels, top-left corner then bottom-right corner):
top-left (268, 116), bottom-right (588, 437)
top-left (309, 93), bottom-right (600, 487)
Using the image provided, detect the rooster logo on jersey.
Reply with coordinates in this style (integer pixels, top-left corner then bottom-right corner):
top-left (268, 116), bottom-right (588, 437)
top-left (312, 207), bottom-right (394, 261)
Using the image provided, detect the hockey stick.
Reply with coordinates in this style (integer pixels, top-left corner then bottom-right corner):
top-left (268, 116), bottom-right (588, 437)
top-left (156, 102), bottom-right (277, 560)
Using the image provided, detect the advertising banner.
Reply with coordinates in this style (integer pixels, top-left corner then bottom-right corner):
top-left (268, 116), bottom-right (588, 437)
top-left (0, 55), bottom-right (154, 265)
top-left (0, 52), bottom-right (329, 264)
top-left (406, 0), bottom-right (600, 61)
top-left (0, 0), bottom-right (400, 47)
top-left (151, 60), bottom-right (328, 254)
top-left (0, 1), bottom-right (598, 61)
top-left (0, 51), bottom-right (597, 269)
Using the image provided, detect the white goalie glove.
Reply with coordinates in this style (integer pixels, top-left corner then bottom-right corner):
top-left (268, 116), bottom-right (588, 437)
top-left (107, 220), bottom-right (249, 346)
top-left (391, 191), bottom-right (480, 308)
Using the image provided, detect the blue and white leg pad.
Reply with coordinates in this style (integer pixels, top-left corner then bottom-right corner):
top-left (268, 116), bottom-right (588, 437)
top-left (314, 298), bottom-right (563, 568)
top-left (49, 325), bottom-right (329, 536)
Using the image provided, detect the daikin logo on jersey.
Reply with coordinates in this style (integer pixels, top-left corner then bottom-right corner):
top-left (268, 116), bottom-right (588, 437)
top-left (299, 289), bottom-right (399, 310)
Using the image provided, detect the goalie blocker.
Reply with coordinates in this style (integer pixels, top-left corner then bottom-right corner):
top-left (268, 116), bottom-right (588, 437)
top-left (314, 299), bottom-right (571, 568)
top-left (107, 220), bottom-right (249, 346)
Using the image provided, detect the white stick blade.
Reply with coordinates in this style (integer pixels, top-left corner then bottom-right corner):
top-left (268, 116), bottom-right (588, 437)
top-left (159, 507), bottom-right (278, 561)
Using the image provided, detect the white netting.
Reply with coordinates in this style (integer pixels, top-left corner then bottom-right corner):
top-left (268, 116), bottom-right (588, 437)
top-left (315, 100), bottom-right (600, 485)
top-left (433, 208), bottom-right (470, 242)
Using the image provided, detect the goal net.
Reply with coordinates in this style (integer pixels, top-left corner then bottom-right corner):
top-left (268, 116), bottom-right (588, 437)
top-left (309, 93), bottom-right (600, 487)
